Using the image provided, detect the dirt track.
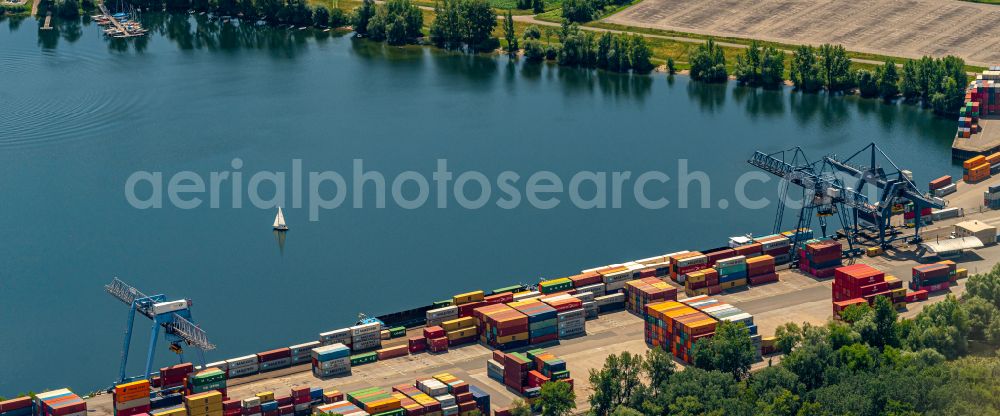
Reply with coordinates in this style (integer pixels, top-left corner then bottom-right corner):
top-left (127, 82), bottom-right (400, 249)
top-left (603, 0), bottom-right (1000, 66)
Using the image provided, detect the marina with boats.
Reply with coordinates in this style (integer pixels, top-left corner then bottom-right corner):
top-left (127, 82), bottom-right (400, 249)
top-left (91, 1), bottom-right (146, 38)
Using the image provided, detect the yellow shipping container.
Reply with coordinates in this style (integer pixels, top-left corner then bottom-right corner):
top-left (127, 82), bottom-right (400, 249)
top-left (187, 404), bottom-right (223, 416)
top-left (686, 270), bottom-right (709, 283)
top-left (187, 410), bottom-right (222, 416)
top-left (184, 391), bottom-right (223, 407)
top-left (719, 279), bottom-right (745, 290)
top-left (446, 327), bottom-right (477, 341)
top-left (894, 301), bottom-right (907, 310)
top-left (866, 246), bottom-right (882, 257)
top-left (453, 290), bottom-right (485, 305)
top-left (761, 336), bottom-right (776, 348)
top-left (890, 288), bottom-right (906, 300)
top-left (152, 408), bottom-right (188, 416)
top-left (255, 392), bottom-right (274, 403)
top-left (433, 373), bottom-right (458, 384)
top-left (366, 398), bottom-right (402, 414)
top-left (496, 332), bottom-right (528, 344)
top-left (441, 317), bottom-right (476, 332)
top-left (956, 268), bottom-right (968, 279)
top-left (685, 287), bottom-right (709, 297)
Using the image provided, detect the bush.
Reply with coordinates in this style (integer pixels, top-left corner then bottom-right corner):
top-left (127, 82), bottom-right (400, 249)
top-left (524, 39), bottom-right (545, 61)
top-left (689, 38), bottom-right (727, 83)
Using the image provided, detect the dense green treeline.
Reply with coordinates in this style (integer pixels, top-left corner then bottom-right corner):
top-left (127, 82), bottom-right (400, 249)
top-left (689, 38), bottom-right (970, 115)
top-left (582, 265), bottom-right (1000, 416)
top-left (515, 20), bottom-right (651, 73)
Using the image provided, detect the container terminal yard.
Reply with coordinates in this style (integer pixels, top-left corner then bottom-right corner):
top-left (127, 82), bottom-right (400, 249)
top-left (8, 141), bottom-right (1000, 416)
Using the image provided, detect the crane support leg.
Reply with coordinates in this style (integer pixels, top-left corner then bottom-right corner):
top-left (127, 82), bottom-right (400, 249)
top-left (144, 321), bottom-right (160, 380)
top-left (118, 304), bottom-right (138, 384)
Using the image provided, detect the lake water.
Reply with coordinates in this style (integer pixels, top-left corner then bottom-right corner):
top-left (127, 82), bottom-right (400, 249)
top-left (0, 14), bottom-right (959, 395)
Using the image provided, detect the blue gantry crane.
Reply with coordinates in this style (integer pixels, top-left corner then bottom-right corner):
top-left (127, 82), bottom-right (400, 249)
top-left (105, 277), bottom-right (216, 384)
top-left (748, 143), bottom-right (944, 262)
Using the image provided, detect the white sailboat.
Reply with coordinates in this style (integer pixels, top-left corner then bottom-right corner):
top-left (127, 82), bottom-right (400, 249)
top-left (273, 207), bottom-right (288, 231)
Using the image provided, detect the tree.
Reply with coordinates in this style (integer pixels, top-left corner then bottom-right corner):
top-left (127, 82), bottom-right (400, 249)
top-left (899, 60), bottom-right (920, 102)
top-left (643, 347), bottom-right (675, 389)
top-left (365, 7), bottom-right (387, 41)
top-left (790, 44), bottom-right (822, 93)
top-left (532, 0), bottom-right (543, 13)
top-left (524, 39), bottom-right (545, 61)
top-left (313, 5), bottom-right (330, 26)
top-left (523, 24), bottom-right (541, 40)
top-left (57, 0), bottom-right (79, 18)
top-left (760, 45), bottom-right (785, 88)
top-left (855, 69), bottom-right (879, 98)
top-left (503, 9), bottom-right (517, 57)
top-left (734, 40), bottom-right (762, 86)
top-left (667, 57), bottom-right (676, 74)
top-left (385, 14), bottom-right (407, 45)
top-left (539, 381), bottom-right (576, 416)
top-left (508, 400), bottom-right (532, 416)
top-left (560, 0), bottom-right (592, 23)
top-left (352, 0), bottom-right (376, 36)
top-left (905, 295), bottom-right (969, 359)
top-left (691, 321), bottom-right (755, 380)
top-left (588, 352), bottom-right (644, 416)
top-left (628, 34), bottom-right (652, 73)
top-left (429, 0), bottom-right (461, 49)
top-left (608, 407), bottom-right (643, 416)
top-left (967, 264), bottom-right (1000, 309)
top-left (818, 43), bottom-right (851, 92)
top-left (878, 60), bottom-right (900, 101)
top-left (329, 7), bottom-right (347, 27)
top-left (774, 322), bottom-right (802, 354)
top-left (689, 38), bottom-right (727, 83)
top-left (459, 0), bottom-right (497, 52)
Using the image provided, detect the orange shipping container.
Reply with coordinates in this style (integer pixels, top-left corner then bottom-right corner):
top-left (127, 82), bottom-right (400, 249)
top-left (964, 155), bottom-right (987, 169)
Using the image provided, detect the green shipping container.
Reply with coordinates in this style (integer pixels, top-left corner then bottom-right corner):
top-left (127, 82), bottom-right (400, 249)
top-left (190, 370), bottom-right (226, 385)
top-left (350, 352), bottom-right (378, 365)
top-left (373, 409), bottom-right (405, 416)
top-left (492, 285), bottom-right (523, 295)
top-left (389, 326), bottom-right (407, 337)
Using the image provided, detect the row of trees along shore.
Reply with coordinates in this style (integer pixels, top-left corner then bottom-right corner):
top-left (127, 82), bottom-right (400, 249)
top-left (503, 263), bottom-right (1000, 416)
top-left (692, 39), bottom-right (970, 115)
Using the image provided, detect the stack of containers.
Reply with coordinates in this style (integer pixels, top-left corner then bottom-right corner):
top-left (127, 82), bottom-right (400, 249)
top-left (746, 255), bottom-right (778, 285)
top-left (319, 328), bottom-right (353, 348)
top-left (426, 306), bottom-right (459, 328)
top-left (715, 255), bottom-right (747, 290)
top-left (350, 323), bottom-right (382, 352)
top-left (756, 234), bottom-right (792, 264)
top-left (911, 263), bottom-right (953, 292)
top-left (681, 296), bottom-right (761, 360)
top-left (487, 351), bottom-right (505, 382)
top-left (502, 353), bottom-right (532, 393)
top-left (113, 380), bottom-right (151, 416)
top-left (555, 306), bottom-right (585, 339)
top-left (159, 363), bottom-right (194, 388)
top-left (322, 389), bottom-right (345, 404)
top-left (670, 252), bottom-right (708, 284)
top-left (184, 391), bottom-right (223, 416)
top-left (0, 397), bottom-right (32, 416)
top-left (222, 397), bottom-right (240, 416)
top-left (186, 367), bottom-right (227, 396)
top-left (441, 316), bottom-right (478, 346)
top-left (963, 155), bottom-right (991, 183)
top-left (832, 264), bottom-right (907, 317)
top-left (289, 341), bottom-right (320, 365)
top-left (388, 392), bottom-right (422, 416)
top-left (799, 240), bottom-right (842, 278)
top-left (474, 303), bottom-right (529, 349)
top-left (257, 348), bottom-right (292, 372)
top-left (35, 390), bottom-right (88, 416)
top-left (684, 268), bottom-right (719, 297)
top-left (703, 247), bottom-right (736, 268)
top-left (597, 265), bottom-right (633, 293)
top-left (643, 301), bottom-right (717, 363)
top-left (225, 355), bottom-right (259, 378)
top-left (453, 290), bottom-right (486, 318)
top-left (623, 277), bottom-right (678, 314)
top-left (393, 384), bottom-right (440, 415)
top-left (508, 300), bottom-right (558, 345)
top-left (527, 349), bottom-right (570, 383)
top-left (346, 387), bottom-right (401, 416)
top-left (240, 396), bottom-right (261, 416)
top-left (594, 293), bottom-right (625, 313)
top-left (311, 343), bottom-right (351, 377)
top-left (538, 278), bottom-right (573, 294)
top-left (985, 184), bottom-right (1000, 209)
top-left (291, 387), bottom-right (312, 414)
top-left (314, 401), bottom-right (368, 416)
top-left (467, 385), bottom-right (490, 416)
top-left (422, 326), bottom-right (449, 353)
top-left (929, 175), bottom-right (956, 197)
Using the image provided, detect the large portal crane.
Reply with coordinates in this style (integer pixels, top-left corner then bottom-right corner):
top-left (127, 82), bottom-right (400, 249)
top-left (105, 277), bottom-right (216, 384)
top-left (747, 143), bottom-right (944, 262)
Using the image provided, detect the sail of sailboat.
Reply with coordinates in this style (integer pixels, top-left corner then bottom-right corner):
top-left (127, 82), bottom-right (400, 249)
top-left (273, 207), bottom-right (288, 231)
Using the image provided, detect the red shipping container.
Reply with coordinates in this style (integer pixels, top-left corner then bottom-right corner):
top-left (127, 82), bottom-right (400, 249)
top-left (455, 392), bottom-right (473, 403)
top-left (275, 396), bottom-right (292, 407)
top-left (423, 326), bottom-right (446, 339)
top-left (161, 363), bottom-right (195, 378)
top-left (49, 402), bottom-right (86, 416)
top-left (257, 348), bottom-right (291, 362)
top-left (706, 276), bottom-right (719, 286)
top-left (263, 410), bottom-right (279, 416)
top-left (448, 336), bottom-right (477, 347)
top-left (704, 248), bottom-right (736, 266)
top-left (225, 409), bottom-right (242, 416)
top-left (748, 273), bottom-right (778, 285)
top-left (560, 378), bottom-right (574, 390)
top-left (408, 336), bottom-right (427, 353)
top-left (530, 333), bottom-right (559, 344)
top-left (459, 301), bottom-right (486, 318)
top-left (494, 408), bottom-right (511, 416)
top-left (114, 405), bottom-right (150, 416)
top-left (0, 397), bottom-right (32, 412)
top-left (493, 350), bottom-right (506, 362)
top-left (279, 405), bottom-right (293, 415)
top-left (243, 406), bottom-right (262, 415)
top-left (224, 400), bottom-right (242, 410)
top-left (291, 387), bottom-right (310, 398)
top-left (491, 323), bottom-right (529, 337)
top-left (859, 282), bottom-right (889, 297)
top-left (913, 289), bottom-right (929, 300)
top-left (458, 401), bottom-right (477, 412)
top-left (429, 337), bottom-right (449, 352)
top-left (707, 285), bottom-right (722, 295)
top-left (293, 396), bottom-right (310, 405)
top-left (484, 292), bottom-right (514, 304)
top-left (569, 271), bottom-right (602, 287)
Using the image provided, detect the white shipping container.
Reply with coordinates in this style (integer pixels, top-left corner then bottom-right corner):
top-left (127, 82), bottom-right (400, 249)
top-left (320, 328), bottom-right (353, 345)
top-left (932, 207), bottom-right (963, 220)
top-left (676, 254), bottom-right (708, 268)
top-left (634, 255), bottom-right (668, 265)
top-left (594, 293), bottom-right (625, 306)
top-left (426, 306), bottom-right (459, 320)
top-left (512, 291), bottom-right (542, 301)
top-left (559, 327), bottom-right (585, 338)
top-left (202, 361), bottom-right (228, 372)
top-left (226, 355), bottom-right (259, 368)
top-left (602, 269), bottom-right (632, 284)
top-left (316, 357), bottom-right (351, 369)
top-left (487, 359), bottom-right (504, 373)
top-left (418, 379), bottom-right (449, 396)
top-left (260, 357), bottom-right (292, 370)
top-left (581, 263), bottom-right (622, 274)
top-left (605, 280), bottom-right (628, 292)
top-left (229, 363), bottom-right (260, 377)
top-left (351, 339), bottom-right (381, 351)
top-left (313, 367), bottom-right (350, 377)
top-left (290, 341), bottom-right (321, 355)
top-left (558, 320), bottom-right (585, 330)
top-left (934, 183), bottom-right (957, 197)
top-left (576, 283), bottom-right (606, 297)
top-left (294, 404), bottom-right (311, 412)
top-left (716, 255), bottom-right (747, 268)
top-left (442, 405), bottom-right (459, 416)
top-left (151, 300), bottom-right (188, 315)
top-left (435, 395), bottom-right (457, 408)
top-left (242, 397), bottom-right (262, 408)
top-left (350, 322), bottom-right (381, 336)
top-left (558, 309), bottom-right (585, 320)
top-left (574, 291), bottom-right (595, 302)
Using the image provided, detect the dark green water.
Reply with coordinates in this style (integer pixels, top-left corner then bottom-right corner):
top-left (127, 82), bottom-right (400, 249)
top-left (0, 13), bottom-right (959, 395)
